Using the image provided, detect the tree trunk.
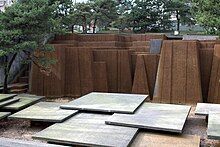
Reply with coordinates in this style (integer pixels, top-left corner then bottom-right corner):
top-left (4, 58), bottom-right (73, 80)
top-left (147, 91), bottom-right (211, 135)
top-left (176, 10), bottom-right (180, 31)
top-left (3, 53), bottom-right (17, 94)
top-left (3, 56), bottom-right (8, 94)
top-left (92, 26), bottom-right (96, 34)
top-left (82, 25), bottom-right (85, 33)
top-left (3, 66), bottom-right (8, 94)
top-left (93, 19), bottom-right (97, 34)
top-left (104, 26), bottom-right (107, 30)
top-left (71, 25), bottom-right (74, 33)
top-left (83, 16), bottom-right (87, 34)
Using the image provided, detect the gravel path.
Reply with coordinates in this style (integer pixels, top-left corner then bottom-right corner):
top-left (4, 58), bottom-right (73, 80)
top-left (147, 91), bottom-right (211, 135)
top-left (183, 106), bottom-right (220, 147)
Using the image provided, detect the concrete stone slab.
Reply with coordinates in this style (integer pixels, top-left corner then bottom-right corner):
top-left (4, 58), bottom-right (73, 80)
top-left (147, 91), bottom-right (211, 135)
top-left (195, 103), bottom-right (220, 116)
top-left (60, 92), bottom-right (147, 114)
top-left (0, 97), bottom-right (20, 108)
top-left (0, 112), bottom-right (11, 120)
top-left (0, 94), bottom-right (17, 102)
top-left (2, 95), bottom-right (44, 111)
top-left (207, 113), bottom-right (220, 140)
top-left (33, 113), bottom-right (138, 147)
top-left (17, 94), bottom-right (41, 97)
top-left (9, 102), bottom-right (78, 122)
top-left (0, 137), bottom-right (64, 147)
top-left (106, 103), bottom-right (191, 133)
top-left (131, 131), bottom-right (200, 147)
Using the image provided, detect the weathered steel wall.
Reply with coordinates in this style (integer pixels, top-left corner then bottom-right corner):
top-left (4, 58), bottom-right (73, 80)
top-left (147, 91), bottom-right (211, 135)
top-left (30, 33), bottom-right (220, 104)
top-left (30, 34), bottom-right (165, 98)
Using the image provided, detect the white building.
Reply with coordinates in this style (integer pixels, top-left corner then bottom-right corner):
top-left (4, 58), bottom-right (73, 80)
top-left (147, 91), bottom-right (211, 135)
top-left (0, 0), bottom-right (13, 12)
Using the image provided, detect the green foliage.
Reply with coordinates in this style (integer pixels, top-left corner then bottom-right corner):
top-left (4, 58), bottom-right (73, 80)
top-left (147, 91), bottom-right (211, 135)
top-left (50, 0), bottom-right (196, 33)
top-left (113, 0), bottom-right (196, 33)
top-left (128, 0), bottom-right (172, 32)
top-left (191, 0), bottom-right (220, 35)
top-left (112, 13), bottom-right (131, 31)
top-left (165, 0), bottom-right (195, 31)
top-left (0, 13), bottom-right (3, 31)
top-left (50, 0), bottom-right (74, 30)
top-left (69, 2), bottom-right (92, 33)
top-left (68, 0), bottom-right (119, 33)
top-left (166, 0), bottom-right (194, 24)
top-left (0, 0), bottom-right (60, 58)
top-left (112, 0), bottom-right (132, 31)
top-left (89, 0), bottom-right (118, 32)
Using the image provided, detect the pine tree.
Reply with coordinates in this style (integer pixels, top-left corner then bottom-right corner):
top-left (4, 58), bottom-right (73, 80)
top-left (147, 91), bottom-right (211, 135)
top-left (192, 0), bottom-right (220, 35)
top-left (0, 0), bottom-right (63, 93)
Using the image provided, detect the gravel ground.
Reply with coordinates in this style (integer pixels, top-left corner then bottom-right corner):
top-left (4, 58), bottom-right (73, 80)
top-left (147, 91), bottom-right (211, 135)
top-left (0, 98), bottom-right (220, 146)
top-left (183, 106), bottom-right (220, 147)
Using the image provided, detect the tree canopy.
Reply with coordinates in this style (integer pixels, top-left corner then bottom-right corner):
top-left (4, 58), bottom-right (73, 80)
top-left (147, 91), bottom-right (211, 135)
top-left (192, 0), bottom-right (220, 35)
top-left (69, 2), bottom-right (92, 33)
top-left (166, 0), bottom-right (195, 31)
top-left (89, 0), bottom-right (118, 33)
top-left (128, 0), bottom-right (172, 32)
top-left (41, 0), bottom-right (219, 34)
top-left (1, 0), bottom-right (219, 34)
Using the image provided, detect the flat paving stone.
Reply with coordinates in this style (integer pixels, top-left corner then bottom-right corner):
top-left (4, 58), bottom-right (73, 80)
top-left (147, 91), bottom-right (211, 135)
top-left (16, 94), bottom-right (40, 97)
top-left (0, 97), bottom-right (20, 108)
top-left (207, 113), bottom-right (220, 140)
top-left (0, 112), bottom-right (11, 120)
top-left (0, 137), bottom-right (64, 147)
top-left (195, 103), bottom-right (220, 116)
top-left (60, 92), bottom-right (147, 114)
top-left (2, 95), bottom-right (44, 111)
top-left (0, 94), bottom-right (17, 102)
top-left (131, 131), bottom-right (200, 147)
top-left (9, 102), bottom-right (78, 122)
top-left (33, 113), bottom-right (138, 147)
top-left (106, 103), bottom-right (191, 133)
